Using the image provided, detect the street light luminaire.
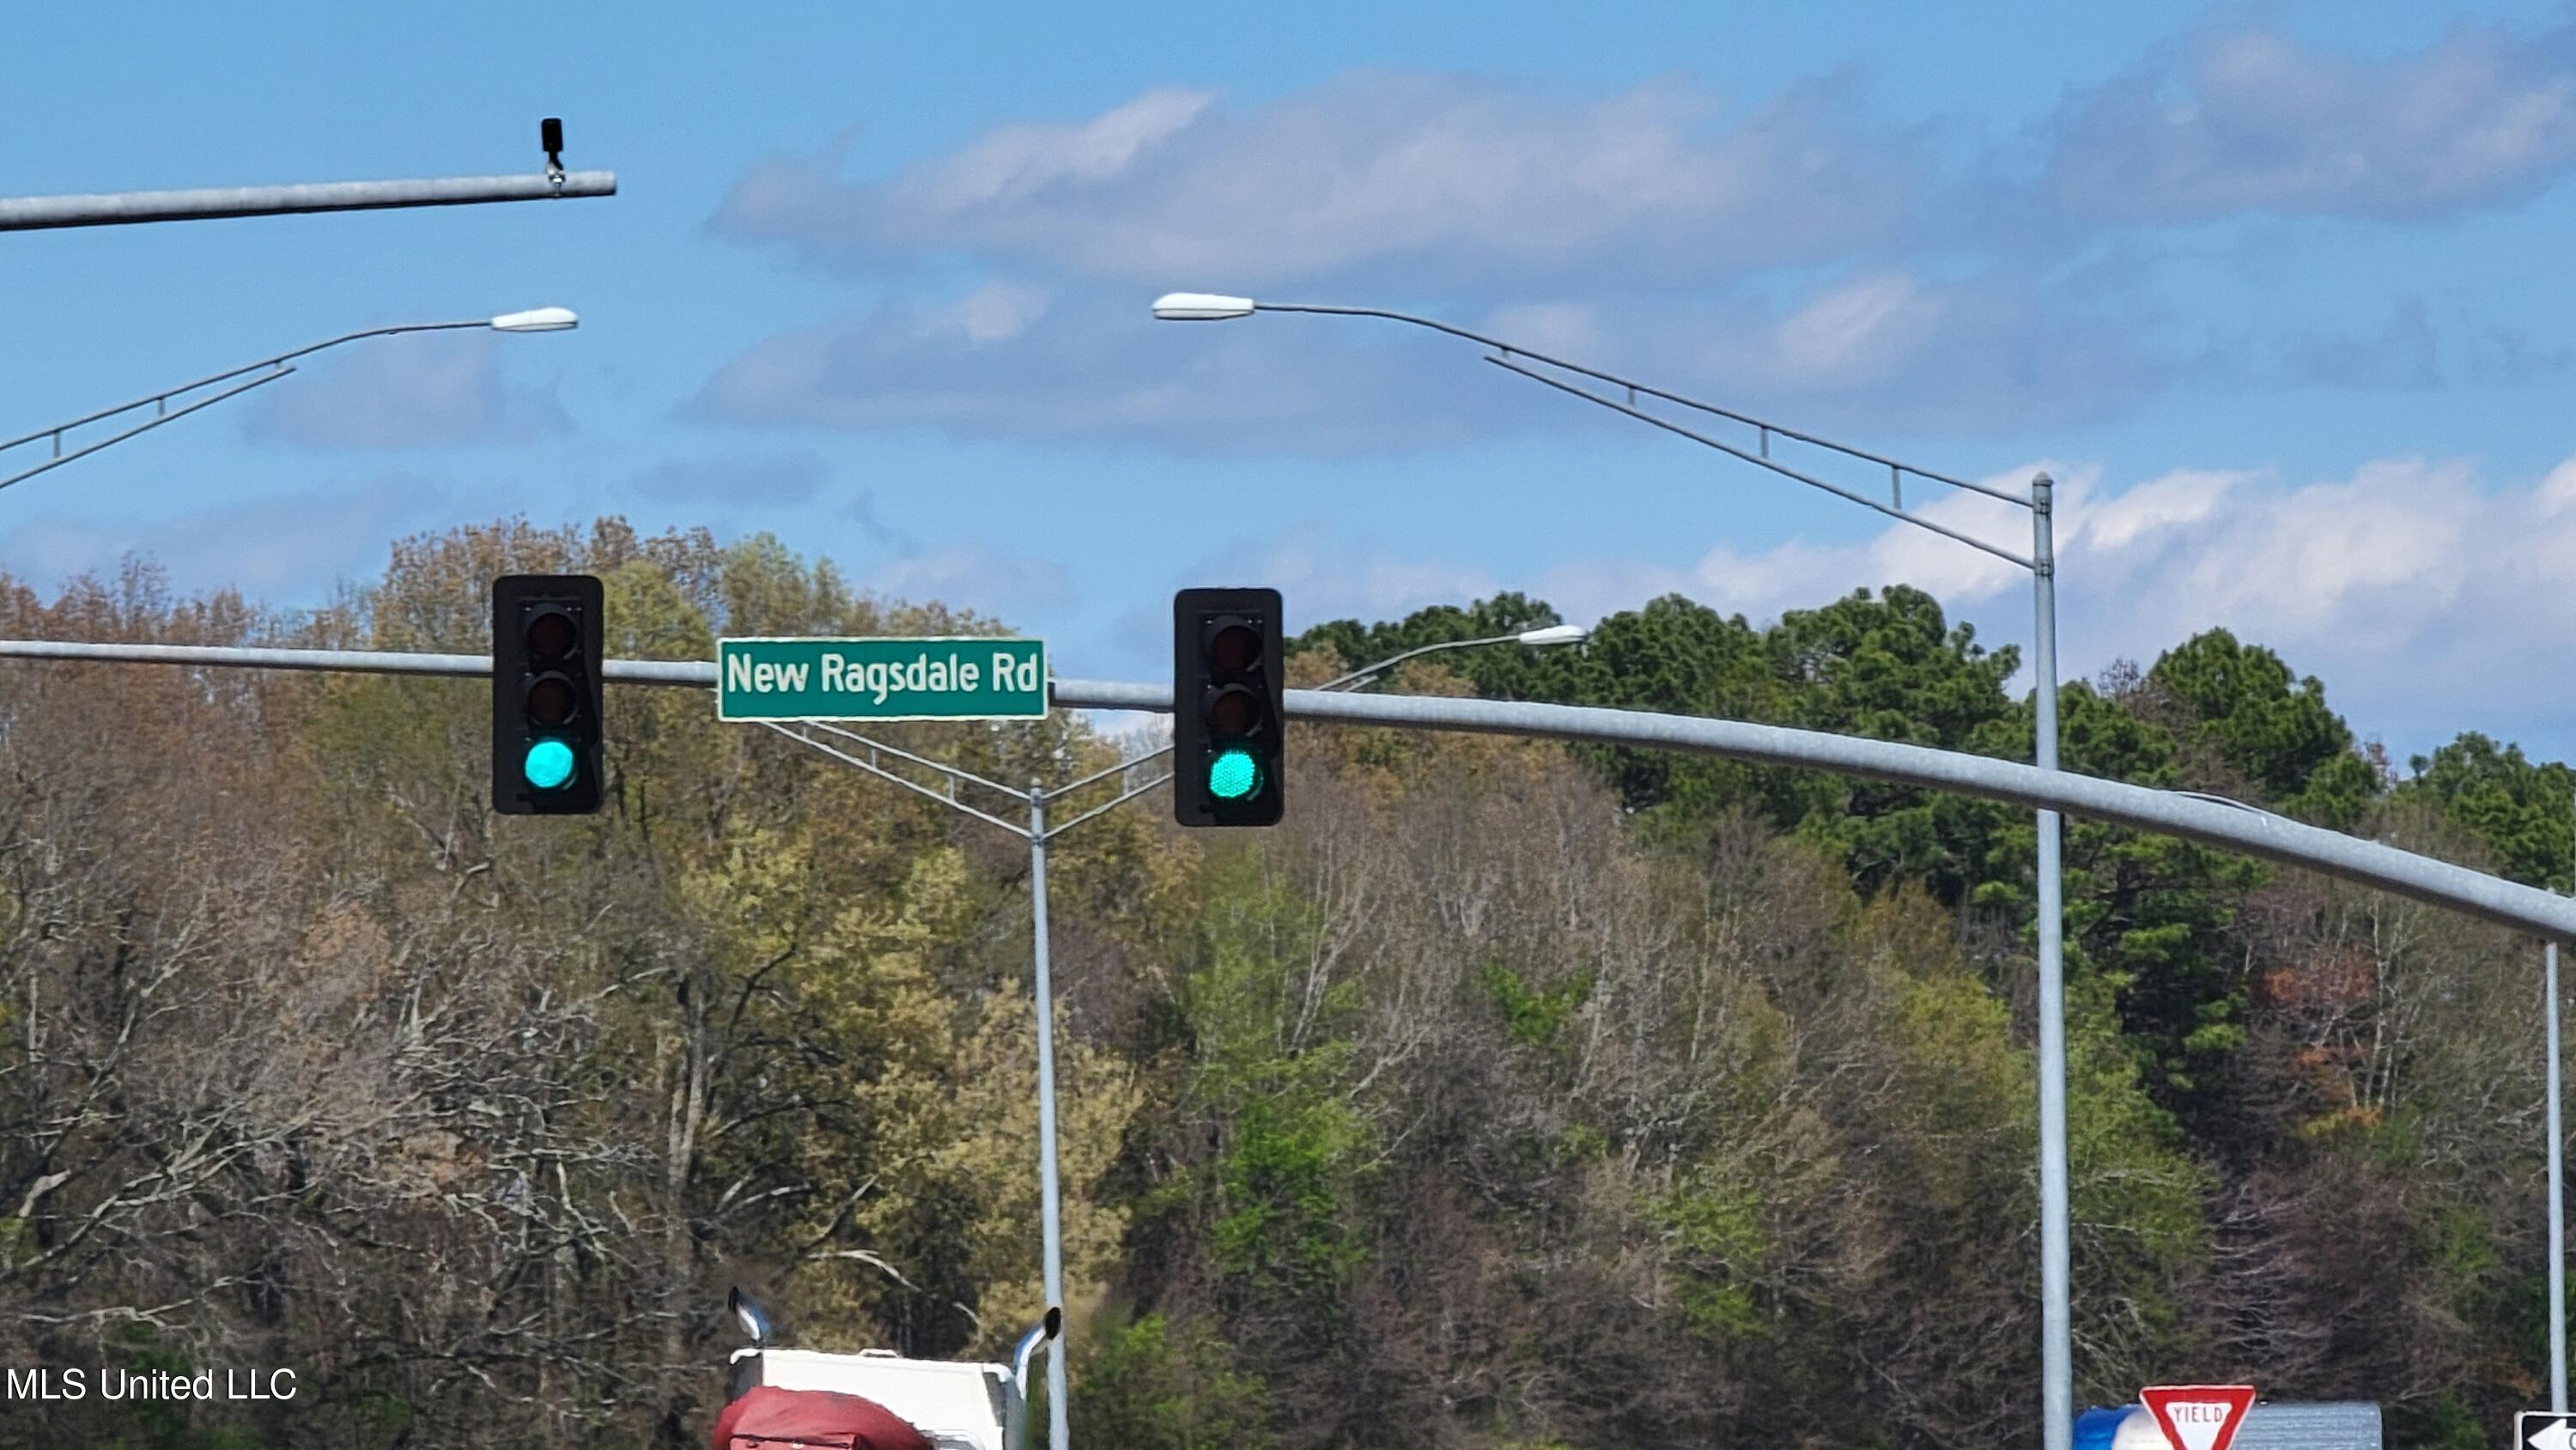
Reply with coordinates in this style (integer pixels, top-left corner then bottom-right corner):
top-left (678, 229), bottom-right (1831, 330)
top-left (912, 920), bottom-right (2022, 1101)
top-left (1151, 292), bottom-right (1256, 321)
top-left (489, 306), bottom-right (579, 333)
top-left (1515, 624), bottom-right (1589, 647)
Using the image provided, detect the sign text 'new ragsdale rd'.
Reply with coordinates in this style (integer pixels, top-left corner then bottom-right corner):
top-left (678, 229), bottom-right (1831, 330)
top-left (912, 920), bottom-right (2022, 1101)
top-left (717, 637), bottom-right (1048, 723)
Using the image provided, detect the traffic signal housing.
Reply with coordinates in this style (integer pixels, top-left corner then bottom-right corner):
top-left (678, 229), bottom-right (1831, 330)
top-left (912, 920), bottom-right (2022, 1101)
top-left (1174, 586), bottom-right (1283, 827)
top-left (492, 573), bottom-right (604, 815)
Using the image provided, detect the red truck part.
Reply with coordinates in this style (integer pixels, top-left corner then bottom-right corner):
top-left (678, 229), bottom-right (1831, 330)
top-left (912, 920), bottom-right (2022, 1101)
top-left (711, 1384), bottom-right (934, 1450)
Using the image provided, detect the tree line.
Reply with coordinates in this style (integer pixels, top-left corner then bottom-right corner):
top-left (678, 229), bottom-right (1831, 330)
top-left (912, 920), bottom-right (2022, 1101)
top-left (0, 519), bottom-right (2568, 1448)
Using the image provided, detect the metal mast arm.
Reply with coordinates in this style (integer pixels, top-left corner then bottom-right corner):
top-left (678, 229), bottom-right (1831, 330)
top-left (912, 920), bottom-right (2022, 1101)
top-left (0, 171), bottom-right (615, 232)
top-left (1256, 300), bottom-right (2027, 509)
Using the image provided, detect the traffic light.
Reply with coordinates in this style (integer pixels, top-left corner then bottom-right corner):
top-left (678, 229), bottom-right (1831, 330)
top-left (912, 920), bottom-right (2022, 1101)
top-left (1173, 586), bottom-right (1283, 827)
top-left (492, 573), bottom-right (604, 815)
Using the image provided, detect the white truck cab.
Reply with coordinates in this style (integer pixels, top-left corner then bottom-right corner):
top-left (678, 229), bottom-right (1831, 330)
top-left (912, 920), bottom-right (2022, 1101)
top-left (727, 1346), bottom-right (1024, 1450)
top-left (720, 1289), bottom-right (1060, 1450)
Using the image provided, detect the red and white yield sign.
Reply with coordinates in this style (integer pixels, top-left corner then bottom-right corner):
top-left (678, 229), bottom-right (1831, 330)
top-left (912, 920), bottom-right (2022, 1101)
top-left (2140, 1385), bottom-right (2257, 1450)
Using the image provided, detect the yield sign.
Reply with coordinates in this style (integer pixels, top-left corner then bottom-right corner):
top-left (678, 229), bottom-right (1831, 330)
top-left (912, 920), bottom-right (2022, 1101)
top-left (2140, 1385), bottom-right (2257, 1450)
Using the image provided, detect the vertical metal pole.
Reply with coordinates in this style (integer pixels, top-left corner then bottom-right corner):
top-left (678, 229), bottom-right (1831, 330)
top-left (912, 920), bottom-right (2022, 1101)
top-left (1029, 786), bottom-right (1072, 1450)
top-left (2555, 780), bottom-right (2573, 1415)
top-left (2032, 472), bottom-right (2074, 1450)
top-left (2549, 933), bottom-right (2566, 1413)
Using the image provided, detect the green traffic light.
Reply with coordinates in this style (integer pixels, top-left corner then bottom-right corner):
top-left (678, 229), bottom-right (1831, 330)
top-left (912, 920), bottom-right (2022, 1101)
top-left (1207, 748), bottom-right (1258, 800)
top-left (523, 737), bottom-right (575, 791)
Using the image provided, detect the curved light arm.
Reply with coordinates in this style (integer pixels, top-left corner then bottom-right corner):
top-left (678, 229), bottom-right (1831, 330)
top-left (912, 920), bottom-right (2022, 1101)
top-left (1149, 292), bottom-right (2032, 521)
top-left (1319, 623), bottom-right (1589, 692)
top-left (0, 309), bottom-right (577, 494)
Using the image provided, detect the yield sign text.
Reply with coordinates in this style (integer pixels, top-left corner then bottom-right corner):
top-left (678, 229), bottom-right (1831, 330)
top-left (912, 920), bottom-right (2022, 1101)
top-left (2140, 1385), bottom-right (2257, 1450)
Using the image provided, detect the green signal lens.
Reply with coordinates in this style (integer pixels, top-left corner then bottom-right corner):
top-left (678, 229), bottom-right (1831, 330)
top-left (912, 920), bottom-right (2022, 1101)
top-left (1207, 749), bottom-right (1258, 800)
top-left (523, 738), bottom-right (576, 791)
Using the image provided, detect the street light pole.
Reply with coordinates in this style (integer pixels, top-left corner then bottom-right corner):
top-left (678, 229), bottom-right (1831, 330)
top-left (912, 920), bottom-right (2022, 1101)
top-left (2554, 782), bottom-right (2575, 1413)
top-left (2032, 474), bottom-right (2071, 1441)
top-left (0, 308), bottom-right (578, 494)
top-left (1154, 290), bottom-right (2077, 1449)
top-left (1026, 785), bottom-right (1072, 1450)
top-left (2551, 931), bottom-right (2565, 1414)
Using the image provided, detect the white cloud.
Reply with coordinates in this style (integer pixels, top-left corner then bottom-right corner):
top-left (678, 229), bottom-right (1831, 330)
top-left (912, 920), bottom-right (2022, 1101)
top-left (945, 282), bottom-right (1054, 343)
top-left (1772, 273), bottom-right (1942, 385)
top-left (916, 88), bottom-right (1216, 213)
top-left (697, 29), bottom-right (2576, 462)
top-left (711, 72), bottom-right (1931, 288)
top-left (1532, 459), bottom-right (2056, 628)
top-left (869, 543), bottom-right (1075, 623)
top-left (1522, 452), bottom-right (2576, 755)
top-left (716, 23), bottom-right (2576, 301)
top-left (2077, 467), bottom-right (2242, 557)
top-left (1210, 449), bottom-right (2573, 759)
top-left (1249, 529), bottom-right (1502, 634)
top-left (2048, 20), bottom-right (2576, 223)
top-left (1090, 524), bottom-right (1506, 681)
top-left (2539, 457), bottom-right (2576, 516)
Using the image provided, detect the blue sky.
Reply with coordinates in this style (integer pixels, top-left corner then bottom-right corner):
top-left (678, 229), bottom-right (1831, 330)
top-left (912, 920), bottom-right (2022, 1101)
top-left (2, 1), bottom-right (2573, 763)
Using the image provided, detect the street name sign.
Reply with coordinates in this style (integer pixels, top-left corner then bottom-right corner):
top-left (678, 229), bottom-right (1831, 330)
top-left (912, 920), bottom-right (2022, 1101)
top-left (717, 637), bottom-right (1048, 723)
top-left (2142, 1386), bottom-right (2257, 1450)
top-left (2522, 1411), bottom-right (2576, 1450)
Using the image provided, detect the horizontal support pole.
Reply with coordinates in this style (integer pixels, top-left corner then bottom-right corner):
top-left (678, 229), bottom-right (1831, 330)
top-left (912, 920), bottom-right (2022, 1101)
top-left (1231, 683), bottom-right (2576, 945)
top-left (0, 172), bottom-right (615, 232)
top-left (0, 637), bottom-right (2564, 943)
top-left (0, 640), bottom-right (698, 684)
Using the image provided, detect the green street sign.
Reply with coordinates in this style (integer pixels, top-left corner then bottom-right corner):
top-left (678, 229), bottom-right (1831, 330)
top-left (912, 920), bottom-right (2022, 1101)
top-left (717, 636), bottom-right (1048, 722)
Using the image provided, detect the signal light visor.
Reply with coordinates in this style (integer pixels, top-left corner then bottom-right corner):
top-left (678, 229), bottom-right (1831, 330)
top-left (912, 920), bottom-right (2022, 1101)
top-left (1203, 683), bottom-right (1263, 737)
top-left (525, 608), bottom-right (579, 662)
top-left (1206, 618), bottom-right (1261, 673)
top-left (526, 672), bottom-right (579, 726)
